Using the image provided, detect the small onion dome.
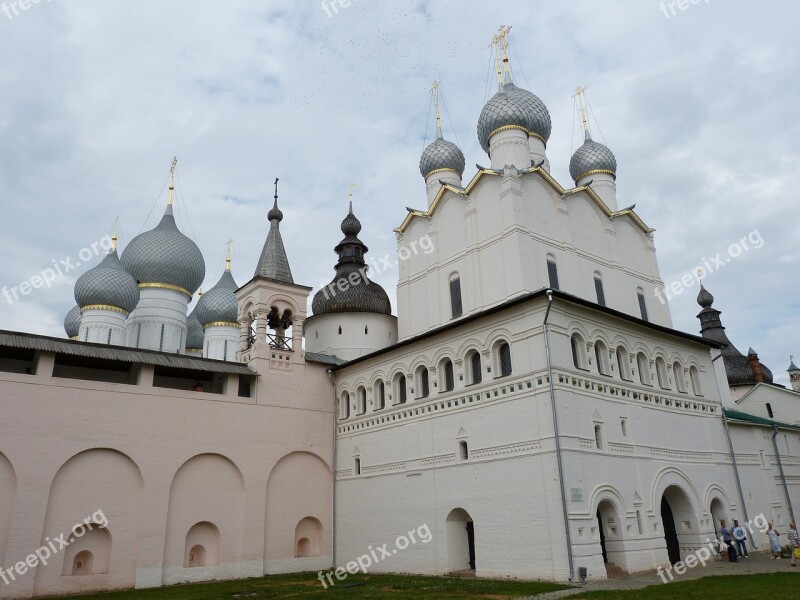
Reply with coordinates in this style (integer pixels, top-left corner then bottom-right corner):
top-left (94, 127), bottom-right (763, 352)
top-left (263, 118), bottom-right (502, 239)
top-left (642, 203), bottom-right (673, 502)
top-left (64, 305), bottom-right (82, 338)
top-left (195, 269), bottom-right (239, 326)
top-left (569, 134), bottom-right (617, 182)
top-left (419, 137), bottom-right (465, 179)
top-left (789, 360), bottom-right (800, 373)
top-left (74, 249), bottom-right (140, 313)
top-left (477, 81), bottom-right (551, 154)
top-left (697, 284), bottom-right (714, 308)
top-left (311, 203), bottom-right (392, 316)
top-left (121, 204), bottom-right (205, 295)
top-left (185, 308), bottom-right (205, 351)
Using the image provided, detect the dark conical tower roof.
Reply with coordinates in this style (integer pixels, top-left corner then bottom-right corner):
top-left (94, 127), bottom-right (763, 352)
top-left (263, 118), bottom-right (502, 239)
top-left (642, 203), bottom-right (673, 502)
top-left (253, 180), bottom-right (293, 284)
top-left (311, 202), bottom-right (391, 316)
top-left (696, 285), bottom-right (773, 385)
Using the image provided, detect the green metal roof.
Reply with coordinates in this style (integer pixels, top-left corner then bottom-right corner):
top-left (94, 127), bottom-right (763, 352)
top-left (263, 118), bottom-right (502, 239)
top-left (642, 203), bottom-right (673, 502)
top-left (723, 408), bottom-right (800, 432)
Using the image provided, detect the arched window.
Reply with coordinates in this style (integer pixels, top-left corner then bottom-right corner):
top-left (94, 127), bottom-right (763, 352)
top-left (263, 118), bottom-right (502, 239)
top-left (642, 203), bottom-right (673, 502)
top-left (594, 424), bottom-right (604, 450)
top-left (637, 353), bottom-right (651, 386)
top-left (571, 334), bottom-right (587, 370)
top-left (72, 550), bottom-right (93, 575)
top-left (594, 273), bottom-right (606, 307)
top-left (416, 367), bottom-right (430, 399)
top-left (637, 288), bottom-right (649, 322)
top-left (767, 403), bottom-right (774, 418)
top-left (673, 361), bottom-right (686, 393)
top-left (374, 380), bottom-right (385, 410)
top-left (547, 256), bottom-right (560, 290)
top-left (184, 522), bottom-right (220, 568)
top-left (467, 350), bottom-right (482, 385)
top-left (594, 340), bottom-right (610, 376)
top-left (636, 510), bottom-right (643, 535)
top-left (339, 392), bottom-right (350, 419)
top-left (187, 544), bottom-right (206, 568)
top-left (655, 357), bottom-right (670, 389)
top-left (394, 373), bottom-right (407, 405)
top-left (356, 386), bottom-right (366, 415)
top-left (354, 457), bottom-right (361, 475)
top-left (616, 347), bottom-right (631, 380)
top-left (449, 274), bottom-right (463, 318)
top-left (689, 366), bottom-right (702, 396)
top-left (497, 342), bottom-right (512, 377)
top-left (621, 418), bottom-right (628, 438)
top-left (440, 359), bottom-right (455, 392)
top-left (459, 440), bottom-right (469, 461)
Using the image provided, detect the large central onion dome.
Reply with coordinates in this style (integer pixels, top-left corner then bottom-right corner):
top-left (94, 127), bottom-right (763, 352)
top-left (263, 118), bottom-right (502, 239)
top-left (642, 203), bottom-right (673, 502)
top-left (477, 81), bottom-right (551, 154)
top-left (121, 204), bottom-right (205, 295)
top-left (419, 137), bottom-right (465, 179)
top-left (312, 204), bottom-right (392, 315)
top-left (196, 267), bottom-right (239, 326)
top-left (64, 305), bottom-right (82, 339)
top-left (74, 249), bottom-right (140, 313)
top-left (569, 134), bottom-right (617, 182)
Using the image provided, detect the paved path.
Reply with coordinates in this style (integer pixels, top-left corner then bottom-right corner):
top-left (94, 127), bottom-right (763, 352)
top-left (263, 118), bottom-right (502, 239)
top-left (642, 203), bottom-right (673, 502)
top-left (517, 551), bottom-right (797, 599)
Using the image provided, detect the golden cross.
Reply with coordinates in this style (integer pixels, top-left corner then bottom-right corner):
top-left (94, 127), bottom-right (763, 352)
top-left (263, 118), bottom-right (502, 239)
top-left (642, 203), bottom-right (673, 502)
top-left (432, 80), bottom-right (442, 132)
top-left (226, 238), bottom-right (234, 270)
top-left (572, 86), bottom-right (590, 135)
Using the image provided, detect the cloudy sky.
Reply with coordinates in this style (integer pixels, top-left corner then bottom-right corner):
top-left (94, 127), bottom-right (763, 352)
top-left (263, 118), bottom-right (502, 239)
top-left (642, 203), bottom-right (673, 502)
top-left (0, 0), bottom-right (797, 385)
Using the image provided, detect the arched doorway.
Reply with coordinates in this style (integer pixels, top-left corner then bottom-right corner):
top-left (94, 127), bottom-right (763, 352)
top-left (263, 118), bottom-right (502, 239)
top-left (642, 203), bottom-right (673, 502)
top-left (596, 499), bottom-right (627, 574)
top-left (660, 485), bottom-right (696, 565)
top-left (661, 496), bottom-right (680, 564)
top-left (446, 508), bottom-right (475, 573)
top-left (710, 498), bottom-right (727, 544)
top-left (597, 508), bottom-right (608, 564)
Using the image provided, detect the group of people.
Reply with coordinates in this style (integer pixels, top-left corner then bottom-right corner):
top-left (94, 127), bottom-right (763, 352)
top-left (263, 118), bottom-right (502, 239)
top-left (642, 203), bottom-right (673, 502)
top-left (719, 519), bottom-right (800, 565)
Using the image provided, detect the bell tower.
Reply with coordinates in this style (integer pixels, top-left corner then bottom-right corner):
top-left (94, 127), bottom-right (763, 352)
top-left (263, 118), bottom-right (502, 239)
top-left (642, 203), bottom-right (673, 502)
top-left (236, 179), bottom-right (311, 370)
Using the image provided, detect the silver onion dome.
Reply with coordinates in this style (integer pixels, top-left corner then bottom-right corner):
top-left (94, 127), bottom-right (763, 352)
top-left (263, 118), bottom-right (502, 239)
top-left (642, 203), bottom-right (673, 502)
top-left (120, 204), bottom-right (205, 295)
top-left (478, 81), bottom-right (551, 154)
top-left (185, 307), bottom-right (205, 350)
top-left (419, 137), bottom-right (466, 179)
top-left (64, 305), bottom-right (82, 338)
top-left (74, 249), bottom-right (140, 313)
top-left (569, 135), bottom-right (617, 182)
top-left (195, 269), bottom-right (239, 326)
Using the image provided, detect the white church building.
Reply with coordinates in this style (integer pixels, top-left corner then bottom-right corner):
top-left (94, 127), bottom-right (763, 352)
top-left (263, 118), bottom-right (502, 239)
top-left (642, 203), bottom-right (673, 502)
top-left (0, 29), bottom-right (798, 598)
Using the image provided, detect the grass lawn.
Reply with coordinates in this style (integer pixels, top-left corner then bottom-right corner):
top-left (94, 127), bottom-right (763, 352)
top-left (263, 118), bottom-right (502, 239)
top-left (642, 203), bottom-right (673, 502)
top-left (42, 572), bottom-right (571, 599)
top-left (575, 572), bottom-right (800, 599)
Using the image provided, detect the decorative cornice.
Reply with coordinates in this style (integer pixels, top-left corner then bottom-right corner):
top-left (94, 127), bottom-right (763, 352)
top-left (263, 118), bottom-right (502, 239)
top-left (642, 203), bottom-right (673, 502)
top-left (396, 165), bottom-right (653, 235)
top-left (203, 321), bottom-right (240, 330)
top-left (395, 169), bottom-right (499, 234)
top-left (575, 168), bottom-right (616, 182)
top-left (138, 282), bottom-right (192, 297)
top-left (424, 167), bottom-right (459, 179)
top-left (488, 124), bottom-right (529, 139)
top-left (80, 304), bottom-right (129, 316)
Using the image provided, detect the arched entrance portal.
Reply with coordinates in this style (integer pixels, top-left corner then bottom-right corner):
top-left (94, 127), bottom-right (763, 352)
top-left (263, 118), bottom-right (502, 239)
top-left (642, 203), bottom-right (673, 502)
top-left (660, 485), bottom-right (696, 565)
top-left (661, 496), bottom-right (680, 564)
top-left (710, 498), bottom-right (727, 544)
top-left (446, 508), bottom-right (475, 573)
top-left (596, 499), bottom-right (628, 574)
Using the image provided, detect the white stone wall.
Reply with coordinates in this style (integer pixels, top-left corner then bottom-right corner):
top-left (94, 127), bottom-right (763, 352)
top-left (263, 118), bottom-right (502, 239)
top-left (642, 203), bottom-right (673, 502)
top-left (397, 168), bottom-right (670, 341)
top-left (203, 325), bottom-right (240, 361)
top-left (305, 312), bottom-right (398, 362)
top-left (334, 295), bottom-right (739, 580)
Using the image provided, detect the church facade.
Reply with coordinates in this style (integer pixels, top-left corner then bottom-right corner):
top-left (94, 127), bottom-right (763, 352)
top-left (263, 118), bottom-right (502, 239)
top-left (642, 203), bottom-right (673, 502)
top-left (1, 30), bottom-right (798, 598)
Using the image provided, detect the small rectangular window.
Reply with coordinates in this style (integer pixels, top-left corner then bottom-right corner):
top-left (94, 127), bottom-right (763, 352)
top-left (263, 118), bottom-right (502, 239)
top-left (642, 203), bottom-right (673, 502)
top-left (595, 278), bottom-right (606, 307)
top-left (450, 278), bottom-right (463, 318)
top-left (547, 260), bottom-right (560, 290)
top-left (637, 292), bottom-right (649, 322)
